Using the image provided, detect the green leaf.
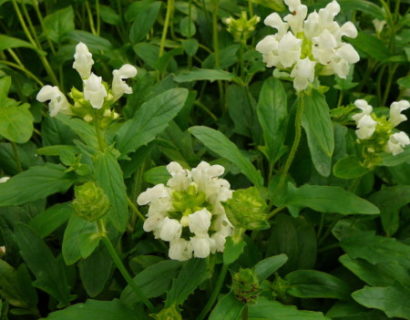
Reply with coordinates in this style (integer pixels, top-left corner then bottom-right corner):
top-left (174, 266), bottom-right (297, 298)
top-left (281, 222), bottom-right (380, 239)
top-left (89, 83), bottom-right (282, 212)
top-left (257, 78), bottom-right (288, 163)
top-left (352, 286), bottom-right (410, 319)
top-left (223, 238), bottom-right (246, 265)
top-left (62, 215), bottom-right (100, 265)
top-left (56, 114), bottom-right (98, 149)
top-left (0, 35), bottom-right (35, 51)
top-left (0, 164), bottom-right (73, 207)
top-left (115, 88), bottom-right (188, 155)
top-left (248, 297), bottom-right (328, 320)
top-left (0, 261), bottom-right (38, 310)
top-left (333, 156), bottom-right (369, 179)
top-left (143, 166), bottom-right (170, 185)
top-left (129, 2), bottom-right (161, 43)
top-left (43, 6), bottom-right (75, 43)
top-left (65, 31), bottom-right (112, 52)
top-left (398, 75), bottom-right (410, 88)
top-left (165, 259), bottom-right (208, 307)
top-left (250, 0), bottom-right (286, 11)
top-left (43, 299), bottom-right (137, 320)
top-left (0, 76), bottom-right (11, 100)
top-left (286, 270), bottom-right (350, 300)
top-left (369, 186), bottom-right (410, 236)
top-left (174, 69), bottom-right (235, 83)
top-left (338, 0), bottom-right (384, 19)
top-left (0, 100), bottom-right (33, 143)
top-left (181, 39), bottom-right (199, 57)
top-left (285, 184), bottom-right (380, 215)
top-left (121, 260), bottom-right (181, 306)
top-left (179, 16), bottom-right (196, 37)
top-left (99, 5), bottom-right (121, 25)
top-left (209, 292), bottom-right (244, 320)
top-left (227, 84), bottom-right (255, 137)
top-left (189, 126), bottom-right (264, 186)
top-left (30, 203), bottom-right (73, 238)
top-left (254, 254), bottom-right (288, 282)
top-left (94, 151), bottom-right (128, 232)
top-left (302, 91), bottom-right (334, 177)
top-left (349, 32), bottom-right (390, 61)
top-left (14, 224), bottom-right (71, 307)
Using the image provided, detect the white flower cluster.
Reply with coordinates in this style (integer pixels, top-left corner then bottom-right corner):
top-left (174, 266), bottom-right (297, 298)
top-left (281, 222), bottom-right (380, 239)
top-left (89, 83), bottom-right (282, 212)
top-left (36, 42), bottom-right (137, 116)
top-left (256, 0), bottom-right (359, 91)
top-left (137, 161), bottom-right (233, 261)
top-left (353, 99), bottom-right (410, 155)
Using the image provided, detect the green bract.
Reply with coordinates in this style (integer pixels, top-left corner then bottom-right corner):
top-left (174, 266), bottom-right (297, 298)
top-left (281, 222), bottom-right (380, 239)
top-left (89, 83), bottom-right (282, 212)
top-left (72, 181), bottom-right (110, 221)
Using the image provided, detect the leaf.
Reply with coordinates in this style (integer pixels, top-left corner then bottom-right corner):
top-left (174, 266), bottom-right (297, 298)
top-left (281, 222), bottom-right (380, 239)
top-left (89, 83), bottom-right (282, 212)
top-left (369, 186), bottom-right (410, 236)
top-left (209, 292), bottom-right (244, 320)
top-left (115, 88), bottom-right (188, 155)
top-left (56, 114), bottom-right (98, 149)
top-left (94, 151), bottom-right (128, 232)
top-left (349, 32), bottom-right (390, 61)
top-left (43, 6), bottom-right (75, 43)
top-left (62, 215), bottom-right (100, 265)
top-left (285, 184), bottom-right (380, 215)
top-left (165, 259), bottom-right (208, 307)
top-left (302, 91), bottom-right (334, 177)
top-left (286, 270), bottom-right (351, 300)
top-left (129, 2), bottom-right (161, 43)
top-left (43, 299), bottom-right (137, 320)
top-left (143, 166), bottom-right (170, 185)
top-left (223, 238), bottom-right (246, 265)
top-left (13, 224), bottom-right (71, 307)
top-left (179, 16), bottom-right (196, 38)
top-left (352, 286), bottom-right (410, 319)
top-left (0, 100), bottom-right (33, 143)
top-left (257, 78), bottom-right (288, 163)
top-left (227, 84), bottom-right (254, 137)
top-left (338, 0), bottom-right (384, 19)
top-left (99, 5), bottom-right (121, 25)
top-left (248, 297), bottom-right (328, 320)
top-left (254, 254), bottom-right (288, 282)
top-left (65, 31), bottom-right (112, 52)
top-left (189, 126), bottom-right (264, 186)
top-left (174, 69), bottom-right (235, 83)
top-left (0, 35), bottom-right (35, 51)
top-left (30, 203), bottom-right (74, 238)
top-left (333, 156), bottom-right (369, 179)
top-left (0, 164), bottom-right (73, 207)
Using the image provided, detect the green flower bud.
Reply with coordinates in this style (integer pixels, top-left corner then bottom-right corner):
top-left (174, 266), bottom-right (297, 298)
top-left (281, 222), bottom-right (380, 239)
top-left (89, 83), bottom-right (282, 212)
top-left (225, 11), bottom-right (260, 43)
top-left (151, 305), bottom-right (182, 320)
top-left (223, 187), bottom-right (269, 230)
top-left (232, 268), bottom-right (260, 304)
top-left (72, 181), bottom-right (110, 221)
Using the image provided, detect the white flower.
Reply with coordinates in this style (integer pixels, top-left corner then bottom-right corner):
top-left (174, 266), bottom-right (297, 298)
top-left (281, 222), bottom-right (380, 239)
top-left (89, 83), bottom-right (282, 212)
top-left (188, 209), bottom-right (212, 235)
top-left (191, 236), bottom-right (211, 258)
top-left (36, 85), bottom-right (71, 117)
top-left (169, 239), bottom-right (192, 261)
top-left (385, 132), bottom-right (410, 155)
top-left (352, 100), bottom-right (377, 140)
top-left (112, 64), bottom-right (138, 100)
top-left (83, 73), bottom-right (107, 109)
top-left (290, 58), bottom-right (316, 91)
top-left (137, 161), bottom-right (233, 261)
top-left (0, 177), bottom-right (10, 183)
top-left (256, 0), bottom-right (359, 91)
top-left (389, 100), bottom-right (410, 127)
top-left (372, 19), bottom-right (386, 34)
top-left (73, 42), bottom-right (94, 79)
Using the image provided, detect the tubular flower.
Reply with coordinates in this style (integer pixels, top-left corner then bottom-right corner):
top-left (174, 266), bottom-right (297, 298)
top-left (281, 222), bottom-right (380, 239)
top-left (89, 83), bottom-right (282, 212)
top-left (352, 99), bottom-right (410, 156)
top-left (137, 161), bottom-right (233, 261)
top-left (256, 0), bottom-right (359, 91)
top-left (36, 85), bottom-right (71, 117)
top-left (72, 42), bottom-right (94, 79)
top-left (83, 73), bottom-right (107, 109)
top-left (112, 64), bottom-right (138, 100)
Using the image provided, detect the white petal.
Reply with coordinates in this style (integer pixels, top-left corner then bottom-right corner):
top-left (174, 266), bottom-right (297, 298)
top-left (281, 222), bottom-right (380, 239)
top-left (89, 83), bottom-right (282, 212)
top-left (356, 114), bottom-right (377, 140)
top-left (137, 184), bottom-right (168, 205)
top-left (188, 208), bottom-right (212, 235)
top-left (354, 99), bottom-right (373, 114)
top-left (72, 42), bottom-right (94, 79)
top-left (389, 100), bottom-right (410, 127)
top-left (112, 64), bottom-right (137, 100)
top-left (277, 32), bottom-right (302, 68)
top-left (290, 58), bottom-right (316, 92)
top-left (336, 43), bottom-right (360, 64)
top-left (385, 132), bottom-right (410, 155)
top-left (169, 239), bottom-right (192, 261)
top-left (36, 85), bottom-right (70, 117)
top-left (340, 22), bottom-right (358, 38)
top-left (83, 73), bottom-right (107, 109)
top-left (191, 236), bottom-right (211, 258)
top-left (284, 0), bottom-right (302, 11)
top-left (158, 217), bottom-right (182, 242)
top-left (264, 13), bottom-right (288, 36)
top-left (0, 177), bottom-right (10, 184)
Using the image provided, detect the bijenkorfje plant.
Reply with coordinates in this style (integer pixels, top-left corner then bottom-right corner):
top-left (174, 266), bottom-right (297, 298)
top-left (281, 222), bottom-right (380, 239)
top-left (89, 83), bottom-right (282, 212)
top-left (137, 161), bottom-right (233, 261)
top-left (36, 42), bottom-right (137, 125)
top-left (256, 0), bottom-right (359, 91)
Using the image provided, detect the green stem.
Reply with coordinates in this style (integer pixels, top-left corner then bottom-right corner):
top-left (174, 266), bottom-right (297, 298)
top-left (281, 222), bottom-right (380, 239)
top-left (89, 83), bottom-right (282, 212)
top-left (93, 112), bottom-right (106, 151)
top-left (197, 264), bottom-right (229, 320)
top-left (99, 227), bottom-right (154, 311)
top-left (21, 2), bottom-right (41, 48)
top-left (95, 0), bottom-right (101, 35)
top-left (194, 101), bottom-right (218, 121)
top-left (268, 206), bottom-right (285, 219)
top-left (0, 60), bottom-right (44, 86)
top-left (382, 64), bottom-right (398, 106)
top-left (277, 94), bottom-right (305, 190)
top-left (33, 0), bottom-right (56, 54)
top-left (127, 197), bottom-right (146, 222)
top-left (242, 304), bottom-right (249, 320)
top-left (85, 1), bottom-right (97, 35)
top-left (11, 142), bottom-right (23, 172)
top-left (159, 0), bottom-right (175, 57)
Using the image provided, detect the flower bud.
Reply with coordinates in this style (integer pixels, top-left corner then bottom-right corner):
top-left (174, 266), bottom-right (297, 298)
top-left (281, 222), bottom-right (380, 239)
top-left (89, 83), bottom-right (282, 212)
top-left (232, 268), bottom-right (260, 304)
top-left (223, 187), bottom-right (269, 230)
top-left (72, 181), bottom-right (110, 221)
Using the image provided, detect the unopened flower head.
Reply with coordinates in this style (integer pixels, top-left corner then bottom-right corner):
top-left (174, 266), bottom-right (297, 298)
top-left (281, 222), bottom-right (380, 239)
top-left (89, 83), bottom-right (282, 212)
top-left (137, 161), bottom-right (233, 261)
top-left (352, 99), bottom-right (410, 156)
top-left (256, 0), bottom-right (359, 91)
top-left (36, 85), bottom-right (71, 117)
top-left (225, 11), bottom-right (260, 43)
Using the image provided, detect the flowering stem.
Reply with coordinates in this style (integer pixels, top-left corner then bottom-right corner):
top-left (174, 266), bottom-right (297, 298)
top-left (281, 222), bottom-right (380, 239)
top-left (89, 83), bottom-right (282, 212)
top-left (98, 221), bottom-right (154, 312)
top-left (159, 0), bottom-right (175, 57)
top-left (127, 196), bottom-right (146, 222)
top-left (278, 94), bottom-right (305, 190)
top-left (197, 264), bottom-right (229, 320)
